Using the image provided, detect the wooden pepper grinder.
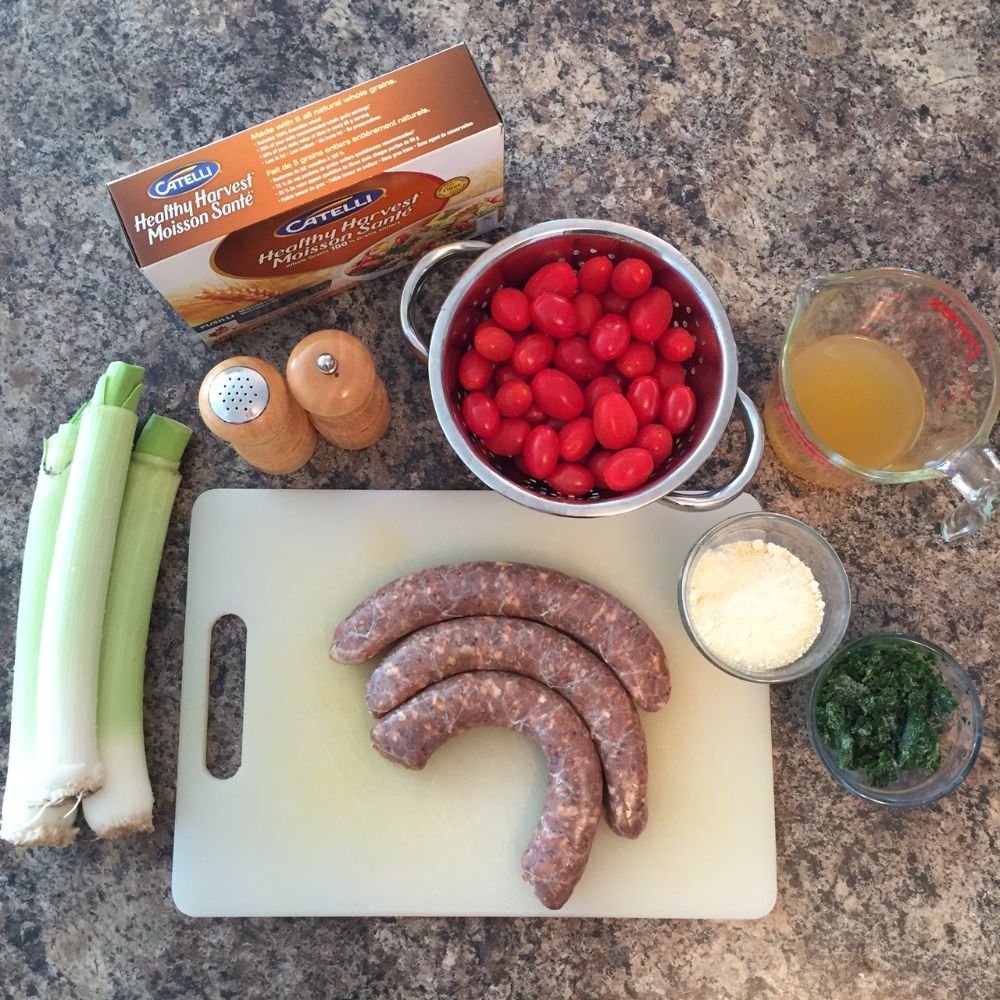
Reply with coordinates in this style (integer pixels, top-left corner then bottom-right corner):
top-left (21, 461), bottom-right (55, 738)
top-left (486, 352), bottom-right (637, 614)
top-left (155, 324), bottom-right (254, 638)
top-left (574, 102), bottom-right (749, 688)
top-left (286, 329), bottom-right (391, 450)
top-left (198, 356), bottom-right (317, 474)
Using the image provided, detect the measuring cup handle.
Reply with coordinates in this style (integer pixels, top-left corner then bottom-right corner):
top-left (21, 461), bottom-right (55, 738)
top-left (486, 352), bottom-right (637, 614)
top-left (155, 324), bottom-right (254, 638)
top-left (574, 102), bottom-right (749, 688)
top-left (657, 388), bottom-right (765, 511)
top-left (399, 240), bottom-right (492, 361)
top-left (939, 445), bottom-right (1000, 541)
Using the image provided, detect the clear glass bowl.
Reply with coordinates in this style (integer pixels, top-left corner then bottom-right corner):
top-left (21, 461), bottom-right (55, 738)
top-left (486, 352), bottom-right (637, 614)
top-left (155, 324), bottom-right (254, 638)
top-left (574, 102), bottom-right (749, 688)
top-left (808, 634), bottom-right (983, 807)
top-left (678, 512), bottom-right (851, 683)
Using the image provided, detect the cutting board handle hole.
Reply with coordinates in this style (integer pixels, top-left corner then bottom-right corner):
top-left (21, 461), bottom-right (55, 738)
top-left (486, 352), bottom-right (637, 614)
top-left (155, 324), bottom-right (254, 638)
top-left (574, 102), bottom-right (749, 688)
top-left (206, 613), bottom-right (247, 779)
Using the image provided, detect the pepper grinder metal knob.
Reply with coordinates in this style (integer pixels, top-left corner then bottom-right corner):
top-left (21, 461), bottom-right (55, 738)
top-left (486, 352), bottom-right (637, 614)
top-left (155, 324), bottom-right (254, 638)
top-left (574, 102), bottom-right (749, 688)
top-left (198, 355), bottom-right (317, 474)
top-left (286, 329), bottom-right (391, 450)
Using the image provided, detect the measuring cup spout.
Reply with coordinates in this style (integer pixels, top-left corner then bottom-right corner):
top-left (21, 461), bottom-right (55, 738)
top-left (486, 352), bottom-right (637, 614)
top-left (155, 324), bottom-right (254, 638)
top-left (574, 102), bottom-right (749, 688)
top-left (938, 445), bottom-right (1000, 542)
top-left (790, 274), bottom-right (832, 316)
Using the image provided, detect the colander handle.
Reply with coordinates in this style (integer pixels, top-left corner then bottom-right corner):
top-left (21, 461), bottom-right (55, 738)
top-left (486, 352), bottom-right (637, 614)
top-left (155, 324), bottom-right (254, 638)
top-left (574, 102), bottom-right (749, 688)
top-left (399, 240), bottom-right (492, 361)
top-left (658, 389), bottom-right (765, 511)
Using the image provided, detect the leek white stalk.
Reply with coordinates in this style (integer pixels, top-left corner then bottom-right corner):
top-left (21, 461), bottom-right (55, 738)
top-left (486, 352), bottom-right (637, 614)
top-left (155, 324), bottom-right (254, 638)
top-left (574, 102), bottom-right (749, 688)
top-left (2, 411), bottom-right (83, 846)
top-left (83, 415), bottom-right (191, 838)
top-left (33, 363), bottom-right (144, 805)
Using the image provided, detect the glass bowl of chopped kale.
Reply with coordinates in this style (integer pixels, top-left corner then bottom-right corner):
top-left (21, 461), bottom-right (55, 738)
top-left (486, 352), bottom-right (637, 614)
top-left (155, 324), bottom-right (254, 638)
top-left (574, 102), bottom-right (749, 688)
top-left (809, 634), bottom-right (982, 806)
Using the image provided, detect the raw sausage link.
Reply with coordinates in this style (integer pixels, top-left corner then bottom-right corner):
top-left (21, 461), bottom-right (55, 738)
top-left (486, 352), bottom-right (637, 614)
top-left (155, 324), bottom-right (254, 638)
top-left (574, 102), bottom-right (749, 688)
top-left (368, 617), bottom-right (648, 839)
top-left (331, 561), bottom-right (670, 711)
top-left (370, 672), bottom-right (602, 910)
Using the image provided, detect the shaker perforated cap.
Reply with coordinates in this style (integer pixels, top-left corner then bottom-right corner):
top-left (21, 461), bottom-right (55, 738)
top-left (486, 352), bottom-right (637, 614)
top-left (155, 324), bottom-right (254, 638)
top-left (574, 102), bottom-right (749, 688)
top-left (206, 365), bottom-right (270, 424)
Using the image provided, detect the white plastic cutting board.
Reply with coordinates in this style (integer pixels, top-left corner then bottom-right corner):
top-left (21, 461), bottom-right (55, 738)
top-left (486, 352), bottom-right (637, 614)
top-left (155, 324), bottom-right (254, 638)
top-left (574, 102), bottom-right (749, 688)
top-left (174, 489), bottom-right (775, 918)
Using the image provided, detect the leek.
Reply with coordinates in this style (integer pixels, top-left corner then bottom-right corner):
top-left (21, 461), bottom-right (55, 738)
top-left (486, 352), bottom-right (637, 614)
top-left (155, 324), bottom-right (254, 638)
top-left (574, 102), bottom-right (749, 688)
top-left (33, 362), bottom-right (144, 805)
top-left (83, 415), bottom-right (191, 837)
top-left (2, 410), bottom-right (84, 846)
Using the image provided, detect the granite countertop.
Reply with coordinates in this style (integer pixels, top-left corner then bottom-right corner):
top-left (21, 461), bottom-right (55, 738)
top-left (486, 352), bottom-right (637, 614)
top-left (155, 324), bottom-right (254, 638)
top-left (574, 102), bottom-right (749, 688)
top-left (2, 1), bottom-right (998, 997)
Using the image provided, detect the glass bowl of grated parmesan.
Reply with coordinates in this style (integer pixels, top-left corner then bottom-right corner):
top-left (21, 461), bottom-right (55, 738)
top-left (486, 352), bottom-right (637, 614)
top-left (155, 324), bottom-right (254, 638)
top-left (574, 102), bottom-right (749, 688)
top-left (678, 512), bottom-right (851, 683)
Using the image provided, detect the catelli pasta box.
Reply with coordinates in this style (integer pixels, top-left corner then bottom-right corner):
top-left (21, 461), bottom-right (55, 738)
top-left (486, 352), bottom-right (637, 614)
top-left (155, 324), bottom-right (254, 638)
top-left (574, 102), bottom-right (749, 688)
top-left (108, 45), bottom-right (504, 344)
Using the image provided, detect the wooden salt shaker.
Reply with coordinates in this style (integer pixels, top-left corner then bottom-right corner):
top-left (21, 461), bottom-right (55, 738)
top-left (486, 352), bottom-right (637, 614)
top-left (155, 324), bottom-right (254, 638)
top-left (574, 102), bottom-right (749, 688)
top-left (198, 356), bottom-right (317, 474)
top-left (286, 329), bottom-right (391, 450)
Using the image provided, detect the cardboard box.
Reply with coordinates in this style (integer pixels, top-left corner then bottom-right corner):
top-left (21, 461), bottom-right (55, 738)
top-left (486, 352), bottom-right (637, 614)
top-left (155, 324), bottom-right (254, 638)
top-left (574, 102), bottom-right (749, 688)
top-left (108, 45), bottom-right (503, 344)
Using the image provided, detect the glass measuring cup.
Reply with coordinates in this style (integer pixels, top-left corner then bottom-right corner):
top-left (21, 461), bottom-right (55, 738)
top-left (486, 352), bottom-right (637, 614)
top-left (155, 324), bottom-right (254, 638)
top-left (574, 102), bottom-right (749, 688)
top-left (764, 269), bottom-right (1000, 541)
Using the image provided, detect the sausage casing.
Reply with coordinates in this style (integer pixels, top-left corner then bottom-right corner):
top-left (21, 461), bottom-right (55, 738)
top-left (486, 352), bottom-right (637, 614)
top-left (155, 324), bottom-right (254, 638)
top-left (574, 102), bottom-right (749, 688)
top-left (331, 561), bottom-right (670, 711)
top-left (368, 617), bottom-right (648, 838)
top-left (370, 672), bottom-right (603, 910)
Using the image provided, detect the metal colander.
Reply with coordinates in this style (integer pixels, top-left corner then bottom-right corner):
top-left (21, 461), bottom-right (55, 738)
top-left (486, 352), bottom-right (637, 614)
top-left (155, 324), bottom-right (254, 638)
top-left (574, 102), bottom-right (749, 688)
top-left (400, 219), bottom-right (762, 517)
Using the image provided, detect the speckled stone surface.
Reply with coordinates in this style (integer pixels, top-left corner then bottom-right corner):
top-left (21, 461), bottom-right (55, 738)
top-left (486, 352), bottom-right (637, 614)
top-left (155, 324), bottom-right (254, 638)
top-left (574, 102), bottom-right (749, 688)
top-left (2, 1), bottom-right (999, 997)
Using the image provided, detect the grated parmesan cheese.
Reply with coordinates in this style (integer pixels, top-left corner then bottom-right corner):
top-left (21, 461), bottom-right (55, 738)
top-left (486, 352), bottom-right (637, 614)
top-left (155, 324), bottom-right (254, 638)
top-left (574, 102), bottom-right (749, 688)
top-left (687, 539), bottom-right (825, 671)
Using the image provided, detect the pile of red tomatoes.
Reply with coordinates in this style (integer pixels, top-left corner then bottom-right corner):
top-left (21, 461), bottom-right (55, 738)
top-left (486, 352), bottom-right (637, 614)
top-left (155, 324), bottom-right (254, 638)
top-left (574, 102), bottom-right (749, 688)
top-left (456, 254), bottom-right (699, 496)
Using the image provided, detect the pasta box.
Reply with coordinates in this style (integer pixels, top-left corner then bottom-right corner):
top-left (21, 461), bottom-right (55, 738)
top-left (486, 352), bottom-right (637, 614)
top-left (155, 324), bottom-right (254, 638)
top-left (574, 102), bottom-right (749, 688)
top-left (108, 44), bottom-right (504, 344)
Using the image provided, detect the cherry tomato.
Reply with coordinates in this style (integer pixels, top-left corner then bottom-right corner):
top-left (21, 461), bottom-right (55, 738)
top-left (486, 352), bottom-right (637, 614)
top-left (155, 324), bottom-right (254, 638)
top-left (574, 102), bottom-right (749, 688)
top-left (554, 337), bottom-right (605, 382)
top-left (658, 326), bottom-right (697, 362)
top-left (511, 333), bottom-right (556, 376)
top-left (593, 393), bottom-right (638, 450)
top-left (599, 289), bottom-right (632, 315)
top-left (589, 314), bottom-right (631, 361)
top-left (577, 255), bottom-right (613, 295)
top-left (531, 368), bottom-right (585, 421)
top-left (604, 447), bottom-right (655, 492)
top-left (482, 417), bottom-right (531, 456)
top-left (494, 379), bottom-right (533, 417)
top-left (610, 258), bottom-right (653, 298)
top-left (490, 287), bottom-right (531, 331)
top-left (530, 292), bottom-right (579, 340)
top-left (626, 375), bottom-right (661, 426)
top-left (573, 292), bottom-right (603, 335)
top-left (588, 450), bottom-right (614, 489)
top-left (473, 323), bottom-right (514, 362)
top-left (558, 416), bottom-right (596, 462)
top-left (546, 462), bottom-right (595, 497)
top-left (494, 363), bottom-right (519, 386)
top-left (522, 425), bottom-right (560, 479)
top-left (523, 404), bottom-right (548, 425)
top-left (512, 451), bottom-right (531, 476)
top-left (615, 342), bottom-right (657, 379)
top-left (660, 384), bottom-right (697, 435)
top-left (651, 358), bottom-right (686, 393)
top-left (461, 391), bottom-right (500, 439)
top-left (628, 287), bottom-right (674, 342)
top-left (458, 349), bottom-right (494, 391)
top-left (635, 423), bottom-right (674, 465)
top-left (583, 375), bottom-right (622, 415)
top-left (524, 260), bottom-right (578, 300)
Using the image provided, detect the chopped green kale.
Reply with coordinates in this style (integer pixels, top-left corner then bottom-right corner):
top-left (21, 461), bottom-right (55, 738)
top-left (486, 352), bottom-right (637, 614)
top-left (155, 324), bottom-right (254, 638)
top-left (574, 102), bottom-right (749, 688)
top-left (816, 641), bottom-right (958, 787)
